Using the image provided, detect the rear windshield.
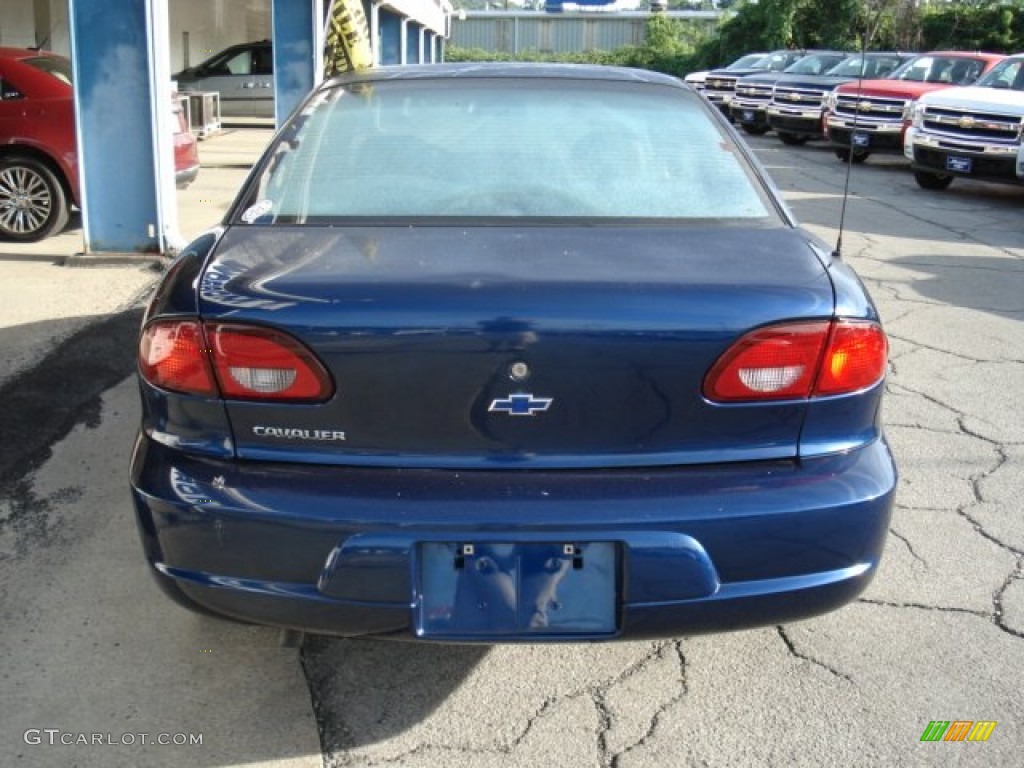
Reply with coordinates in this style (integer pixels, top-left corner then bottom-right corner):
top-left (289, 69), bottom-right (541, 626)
top-left (25, 55), bottom-right (73, 85)
top-left (243, 78), bottom-right (776, 223)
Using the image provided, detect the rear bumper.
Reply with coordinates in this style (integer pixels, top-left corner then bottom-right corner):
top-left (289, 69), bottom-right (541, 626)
top-left (130, 433), bottom-right (897, 641)
top-left (175, 163), bottom-right (200, 189)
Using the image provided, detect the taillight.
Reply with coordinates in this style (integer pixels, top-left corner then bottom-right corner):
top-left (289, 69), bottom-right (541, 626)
top-left (704, 319), bottom-right (886, 402)
top-left (814, 321), bottom-right (888, 395)
top-left (138, 320), bottom-right (333, 402)
top-left (206, 323), bottom-right (332, 401)
top-left (139, 319), bottom-right (217, 397)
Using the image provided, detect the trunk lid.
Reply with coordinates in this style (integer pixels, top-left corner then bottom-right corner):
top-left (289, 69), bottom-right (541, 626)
top-left (199, 225), bottom-right (835, 469)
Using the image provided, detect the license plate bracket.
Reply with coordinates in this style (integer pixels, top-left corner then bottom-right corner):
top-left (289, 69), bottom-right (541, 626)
top-left (852, 131), bottom-right (870, 148)
top-left (418, 541), bottom-right (617, 637)
top-left (742, 110), bottom-right (755, 122)
top-left (946, 155), bottom-right (972, 173)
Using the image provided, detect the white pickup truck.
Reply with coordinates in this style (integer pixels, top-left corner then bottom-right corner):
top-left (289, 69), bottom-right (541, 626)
top-left (904, 53), bottom-right (1024, 189)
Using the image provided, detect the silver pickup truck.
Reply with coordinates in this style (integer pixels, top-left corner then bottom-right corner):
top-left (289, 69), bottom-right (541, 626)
top-left (904, 53), bottom-right (1024, 189)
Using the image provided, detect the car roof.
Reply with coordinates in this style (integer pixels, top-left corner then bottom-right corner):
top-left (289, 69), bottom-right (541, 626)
top-left (196, 40), bottom-right (270, 60)
top-left (918, 50), bottom-right (1005, 61)
top-left (326, 63), bottom-right (686, 90)
top-left (0, 47), bottom-right (70, 99)
top-left (0, 46), bottom-right (64, 61)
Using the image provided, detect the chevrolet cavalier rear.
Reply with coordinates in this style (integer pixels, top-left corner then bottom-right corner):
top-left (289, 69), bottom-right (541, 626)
top-left (130, 64), bottom-right (897, 642)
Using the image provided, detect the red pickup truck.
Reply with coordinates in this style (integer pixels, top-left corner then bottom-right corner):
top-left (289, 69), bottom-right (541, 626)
top-left (824, 51), bottom-right (1005, 163)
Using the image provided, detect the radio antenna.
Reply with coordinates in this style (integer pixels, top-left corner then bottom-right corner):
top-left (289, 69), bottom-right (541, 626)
top-left (833, 11), bottom-right (876, 259)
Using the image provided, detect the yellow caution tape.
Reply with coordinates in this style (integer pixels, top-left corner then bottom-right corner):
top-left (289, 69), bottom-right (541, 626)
top-left (324, 0), bottom-right (374, 76)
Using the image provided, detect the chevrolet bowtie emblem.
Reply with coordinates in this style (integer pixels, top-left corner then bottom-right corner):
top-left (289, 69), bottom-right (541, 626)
top-left (858, 101), bottom-right (873, 112)
top-left (489, 394), bottom-right (553, 417)
top-left (957, 115), bottom-right (975, 129)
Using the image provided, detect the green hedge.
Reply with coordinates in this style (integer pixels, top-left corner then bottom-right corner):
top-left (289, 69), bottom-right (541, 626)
top-left (448, 3), bottom-right (1024, 80)
top-left (446, 16), bottom-right (704, 77)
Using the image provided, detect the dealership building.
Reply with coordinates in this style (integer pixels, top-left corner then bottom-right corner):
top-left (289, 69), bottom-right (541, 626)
top-left (0, 0), bottom-right (451, 253)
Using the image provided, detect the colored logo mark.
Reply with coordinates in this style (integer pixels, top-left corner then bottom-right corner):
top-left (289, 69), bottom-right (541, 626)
top-left (489, 394), bottom-right (553, 417)
top-left (920, 720), bottom-right (997, 742)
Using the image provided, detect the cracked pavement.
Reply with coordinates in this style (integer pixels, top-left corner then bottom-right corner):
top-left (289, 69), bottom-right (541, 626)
top-left (287, 140), bottom-right (1024, 766)
top-left (292, 139), bottom-right (1024, 767)
top-left (1, 132), bottom-right (1022, 767)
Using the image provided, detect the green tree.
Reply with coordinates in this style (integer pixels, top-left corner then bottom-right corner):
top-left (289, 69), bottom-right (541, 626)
top-left (448, 14), bottom-right (707, 76)
top-left (449, 1), bottom-right (1023, 77)
top-left (631, 14), bottom-right (706, 74)
top-left (920, 3), bottom-right (1020, 51)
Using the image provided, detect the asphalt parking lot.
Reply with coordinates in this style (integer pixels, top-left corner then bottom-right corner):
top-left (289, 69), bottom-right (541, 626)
top-left (1, 128), bottom-right (1022, 767)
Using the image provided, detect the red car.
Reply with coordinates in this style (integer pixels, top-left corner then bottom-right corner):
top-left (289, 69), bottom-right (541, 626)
top-left (0, 47), bottom-right (199, 242)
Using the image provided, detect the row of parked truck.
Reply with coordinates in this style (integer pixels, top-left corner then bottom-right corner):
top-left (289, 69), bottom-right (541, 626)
top-left (686, 49), bottom-right (1024, 191)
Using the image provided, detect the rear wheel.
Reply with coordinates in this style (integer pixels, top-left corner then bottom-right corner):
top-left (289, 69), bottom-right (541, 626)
top-left (913, 170), bottom-right (954, 191)
top-left (778, 132), bottom-right (808, 146)
top-left (0, 156), bottom-right (69, 241)
top-left (835, 148), bottom-right (869, 164)
top-left (741, 124), bottom-right (770, 136)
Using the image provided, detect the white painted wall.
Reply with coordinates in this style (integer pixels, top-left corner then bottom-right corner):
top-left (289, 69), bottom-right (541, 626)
top-left (0, 0), bottom-right (41, 48)
top-left (0, 0), bottom-right (272, 71)
top-left (169, 0), bottom-right (271, 73)
top-left (246, 0), bottom-right (271, 45)
top-left (47, 0), bottom-right (71, 57)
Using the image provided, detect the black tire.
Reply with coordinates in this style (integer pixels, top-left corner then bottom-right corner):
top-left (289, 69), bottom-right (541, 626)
top-left (741, 124), bottom-right (770, 136)
top-left (0, 155), bottom-right (69, 241)
top-left (778, 132), bottom-right (808, 146)
top-left (913, 170), bottom-right (954, 191)
top-left (834, 148), bottom-right (869, 164)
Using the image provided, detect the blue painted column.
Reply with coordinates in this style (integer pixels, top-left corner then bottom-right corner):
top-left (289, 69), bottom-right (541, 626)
top-left (272, 0), bottom-right (324, 127)
top-left (69, 0), bottom-right (176, 254)
top-left (379, 11), bottom-right (402, 65)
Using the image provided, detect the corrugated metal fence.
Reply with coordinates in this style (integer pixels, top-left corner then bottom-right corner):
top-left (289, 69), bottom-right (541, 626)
top-left (450, 11), bottom-right (720, 55)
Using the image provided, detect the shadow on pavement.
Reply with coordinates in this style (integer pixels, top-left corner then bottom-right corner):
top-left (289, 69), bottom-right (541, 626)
top-left (0, 309), bottom-right (144, 490)
top-left (752, 138), bottom-right (1024, 252)
top-left (302, 635), bottom-right (489, 753)
top-left (890, 253), bottom-right (1024, 322)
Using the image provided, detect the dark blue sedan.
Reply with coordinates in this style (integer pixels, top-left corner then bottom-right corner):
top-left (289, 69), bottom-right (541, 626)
top-left (131, 63), bottom-right (896, 641)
